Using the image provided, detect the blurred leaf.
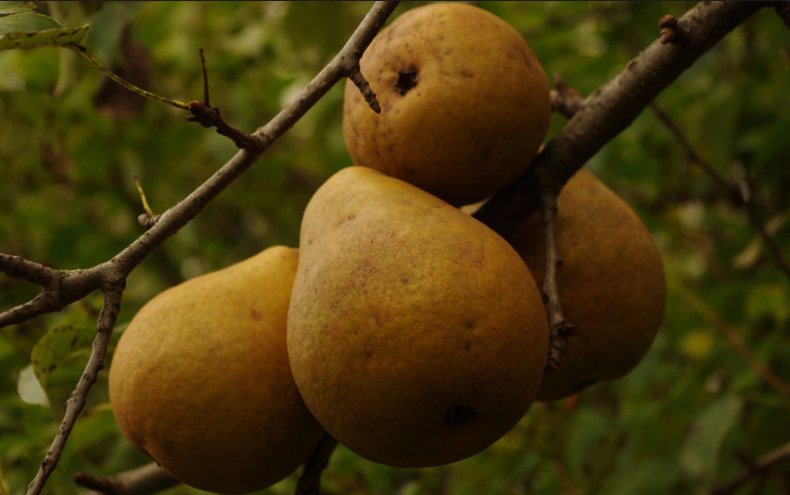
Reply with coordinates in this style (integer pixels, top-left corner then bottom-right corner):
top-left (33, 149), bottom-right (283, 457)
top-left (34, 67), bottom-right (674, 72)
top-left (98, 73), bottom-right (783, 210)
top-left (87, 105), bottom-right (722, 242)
top-left (608, 457), bottom-right (680, 495)
top-left (680, 396), bottom-right (742, 482)
top-left (0, 11), bottom-right (60, 33)
top-left (745, 283), bottom-right (789, 325)
top-left (0, 1), bottom-right (36, 15)
top-left (566, 409), bottom-right (611, 481)
top-left (16, 364), bottom-right (49, 407)
top-left (30, 324), bottom-right (94, 389)
top-left (731, 235), bottom-right (762, 269)
top-left (680, 329), bottom-right (715, 361)
top-left (0, 13), bottom-right (89, 50)
top-left (0, 463), bottom-right (9, 495)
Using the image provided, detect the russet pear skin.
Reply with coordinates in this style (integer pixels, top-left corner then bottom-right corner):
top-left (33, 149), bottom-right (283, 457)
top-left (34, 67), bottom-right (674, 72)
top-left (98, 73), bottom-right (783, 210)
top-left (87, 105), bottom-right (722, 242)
top-left (109, 246), bottom-right (323, 494)
top-left (511, 170), bottom-right (666, 401)
top-left (343, 3), bottom-right (550, 206)
top-left (287, 166), bottom-right (549, 468)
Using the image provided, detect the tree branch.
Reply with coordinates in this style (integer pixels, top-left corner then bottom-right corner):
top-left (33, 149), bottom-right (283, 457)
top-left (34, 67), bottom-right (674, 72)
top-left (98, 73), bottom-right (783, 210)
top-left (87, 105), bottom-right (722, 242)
top-left (649, 103), bottom-right (790, 278)
top-left (549, 74), bottom-right (584, 119)
top-left (538, 188), bottom-right (575, 370)
top-left (0, 254), bottom-right (59, 287)
top-left (707, 440), bottom-right (790, 495)
top-left (27, 281), bottom-right (125, 495)
top-left (0, 1), bottom-right (399, 331)
top-left (295, 434), bottom-right (338, 495)
top-left (0, 3), bottom-right (400, 494)
top-left (676, 282), bottom-right (790, 402)
top-left (74, 464), bottom-right (178, 495)
top-left (474, 1), bottom-right (765, 239)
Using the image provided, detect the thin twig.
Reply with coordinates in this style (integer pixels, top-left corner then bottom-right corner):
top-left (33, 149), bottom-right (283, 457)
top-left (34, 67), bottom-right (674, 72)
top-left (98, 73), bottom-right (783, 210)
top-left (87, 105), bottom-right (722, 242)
top-left (27, 281), bottom-right (125, 495)
top-left (475, 2), bottom-right (765, 240)
top-left (0, 262), bottom-right (105, 329)
top-left (538, 187), bottom-right (575, 370)
top-left (2, 4), bottom-right (401, 494)
top-left (74, 463), bottom-right (178, 495)
top-left (295, 434), bottom-right (338, 495)
top-left (71, 46), bottom-right (189, 110)
top-left (549, 74), bottom-right (584, 119)
top-left (186, 101), bottom-right (265, 152)
top-left (0, 1), bottom-right (400, 332)
top-left (676, 282), bottom-right (790, 402)
top-left (707, 440), bottom-right (790, 495)
top-left (132, 175), bottom-right (155, 218)
top-left (199, 48), bottom-right (210, 107)
top-left (348, 68), bottom-right (381, 113)
top-left (649, 104), bottom-right (729, 189)
top-left (650, 103), bottom-right (790, 278)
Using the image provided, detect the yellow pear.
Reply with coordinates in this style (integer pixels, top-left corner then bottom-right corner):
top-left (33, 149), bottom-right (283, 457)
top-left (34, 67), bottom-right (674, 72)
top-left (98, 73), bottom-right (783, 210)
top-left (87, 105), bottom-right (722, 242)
top-left (109, 246), bottom-right (323, 494)
top-left (287, 166), bottom-right (548, 468)
top-left (343, 2), bottom-right (550, 206)
top-left (510, 170), bottom-right (666, 401)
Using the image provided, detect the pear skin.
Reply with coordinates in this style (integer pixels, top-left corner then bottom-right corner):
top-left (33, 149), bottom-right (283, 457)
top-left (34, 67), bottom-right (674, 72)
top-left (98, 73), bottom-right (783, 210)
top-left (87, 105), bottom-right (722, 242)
top-left (287, 166), bottom-right (548, 468)
top-left (511, 170), bottom-right (666, 401)
top-left (343, 3), bottom-right (550, 206)
top-left (109, 246), bottom-right (323, 494)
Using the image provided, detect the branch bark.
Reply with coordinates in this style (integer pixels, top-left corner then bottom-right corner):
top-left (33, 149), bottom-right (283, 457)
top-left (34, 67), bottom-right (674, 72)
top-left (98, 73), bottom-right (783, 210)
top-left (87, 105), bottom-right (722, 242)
top-left (474, 1), bottom-right (765, 239)
top-left (27, 281), bottom-right (125, 495)
top-left (0, 1), bottom-right (399, 331)
top-left (74, 464), bottom-right (178, 495)
top-left (707, 440), bottom-right (790, 495)
top-left (538, 187), bottom-right (575, 370)
top-left (0, 2), bottom-right (773, 494)
top-left (1, 3), bottom-right (400, 495)
top-left (649, 103), bottom-right (790, 279)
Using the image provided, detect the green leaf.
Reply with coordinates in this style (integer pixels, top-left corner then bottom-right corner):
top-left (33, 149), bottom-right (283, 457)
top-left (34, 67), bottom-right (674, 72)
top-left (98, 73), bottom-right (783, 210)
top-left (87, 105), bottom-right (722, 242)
top-left (16, 364), bottom-right (49, 407)
top-left (30, 324), bottom-right (94, 389)
top-left (0, 13), bottom-right (89, 50)
top-left (0, 1), bottom-right (36, 15)
top-left (0, 12), bottom-right (60, 33)
top-left (680, 396), bottom-right (743, 482)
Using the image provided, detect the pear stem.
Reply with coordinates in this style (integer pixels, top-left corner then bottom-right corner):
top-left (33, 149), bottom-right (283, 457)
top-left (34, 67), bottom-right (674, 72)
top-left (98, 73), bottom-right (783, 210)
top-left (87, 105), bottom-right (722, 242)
top-left (296, 434), bottom-right (339, 495)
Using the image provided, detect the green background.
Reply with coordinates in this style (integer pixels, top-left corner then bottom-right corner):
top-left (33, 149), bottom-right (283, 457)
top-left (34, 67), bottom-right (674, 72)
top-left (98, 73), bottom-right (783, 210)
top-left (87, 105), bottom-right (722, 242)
top-left (0, 2), bottom-right (788, 494)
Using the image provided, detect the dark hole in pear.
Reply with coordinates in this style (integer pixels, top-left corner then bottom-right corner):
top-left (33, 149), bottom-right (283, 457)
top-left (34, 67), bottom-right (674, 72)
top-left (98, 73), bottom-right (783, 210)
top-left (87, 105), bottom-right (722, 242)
top-left (395, 68), bottom-right (419, 95)
top-left (442, 405), bottom-right (478, 426)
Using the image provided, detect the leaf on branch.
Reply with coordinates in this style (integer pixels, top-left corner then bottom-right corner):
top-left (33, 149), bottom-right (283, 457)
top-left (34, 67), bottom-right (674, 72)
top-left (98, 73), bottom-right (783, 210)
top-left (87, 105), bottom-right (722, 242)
top-left (0, 12), bottom-right (60, 33)
top-left (680, 396), bottom-right (743, 483)
top-left (31, 324), bottom-right (94, 390)
top-left (0, 1), bottom-right (37, 16)
top-left (17, 364), bottom-right (50, 407)
top-left (0, 12), bottom-right (89, 51)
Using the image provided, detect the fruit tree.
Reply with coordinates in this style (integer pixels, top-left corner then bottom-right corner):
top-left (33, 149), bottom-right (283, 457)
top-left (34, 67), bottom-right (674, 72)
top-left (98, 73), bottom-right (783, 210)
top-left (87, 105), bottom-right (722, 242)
top-left (0, 2), bottom-right (788, 495)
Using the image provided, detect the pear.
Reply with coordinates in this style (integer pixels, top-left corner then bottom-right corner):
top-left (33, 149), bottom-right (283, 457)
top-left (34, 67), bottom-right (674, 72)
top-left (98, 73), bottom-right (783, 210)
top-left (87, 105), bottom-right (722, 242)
top-left (287, 166), bottom-right (548, 468)
top-left (511, 170), bottom-right (666, 401)
top-left (343, 2), bottom-right (550, 206)
top-left (109, 246), bottom-right (323, 494)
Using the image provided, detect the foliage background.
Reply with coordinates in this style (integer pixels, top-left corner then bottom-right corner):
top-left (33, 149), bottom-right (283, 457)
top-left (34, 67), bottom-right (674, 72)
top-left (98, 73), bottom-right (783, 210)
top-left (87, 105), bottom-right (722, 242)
top-left (0, 2), bottom-right (788, 494)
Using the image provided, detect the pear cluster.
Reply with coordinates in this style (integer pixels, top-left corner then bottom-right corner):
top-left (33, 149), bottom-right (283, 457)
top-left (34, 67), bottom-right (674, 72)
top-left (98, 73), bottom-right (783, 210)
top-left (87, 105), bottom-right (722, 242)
top-left (108, 3), bottom-right (665, 494)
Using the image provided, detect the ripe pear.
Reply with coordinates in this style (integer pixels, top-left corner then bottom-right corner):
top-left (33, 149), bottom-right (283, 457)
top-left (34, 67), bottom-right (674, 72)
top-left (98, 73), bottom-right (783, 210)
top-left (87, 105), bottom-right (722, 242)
top-left (343, 2), bottom-right (550, 206)
top-left (109, 246), bottom-right (323, 494)
top-left (510, 170), bottom-right (666, 401)
top-left (287, 166), bottom-right (548, 468)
